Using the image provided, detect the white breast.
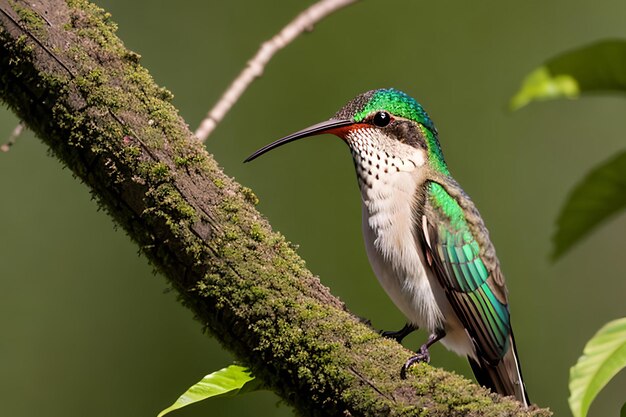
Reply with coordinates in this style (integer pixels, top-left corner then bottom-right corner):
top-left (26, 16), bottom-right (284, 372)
top-left (360, 173), bottom-right (445, 332)
top-left (347, 128), bottom-right (444, 332)
top-left (347, 128), bottom-right (476, 358)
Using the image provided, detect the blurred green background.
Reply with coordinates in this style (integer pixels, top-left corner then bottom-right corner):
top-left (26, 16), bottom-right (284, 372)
top-left (1, 0), bottom-right (625, 416)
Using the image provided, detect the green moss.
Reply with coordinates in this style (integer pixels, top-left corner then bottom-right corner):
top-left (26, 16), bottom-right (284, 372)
top-left (38, 71), bottom-right (65, 90)
top-left (185, 241), bottom-right (205, 263)
top-left (18, 37), bottom-right (34, 54)
top-left (240, 186), bottom-right (259, 206)
top-left (65, 44), bottom-right (89, 63)
top-left (7, 35), bottom-right (34, 65)
top-left (249, 223), bottom-right (265, 242)
top-left (138, 125), bottom-right (165, 149)
top-left (66, 0), bottom-right (119, 46)
top-left (173, 152), bottom-right (207, 168)
top-left (213, 178), bottom-right (225, 188)
top-left (223, 229), bottom-right (238, 241)
top-left (143, 182), bottom-right (198, 237)
top-left (123, 50), bottom-right (141, 64)
top-left (85, 68), bottom-right (106, 83)
top-left (124, 66), bottom-right (153, 85)
top-left (149, 162), bottom-right (170, 181)
top-left (10, 0), bottom-right (45, 31)
top-left (123, 144), bottom-right (141, 158)
top-left (146, 99), bottom-right (177, 126)
top-left (173, 156), bottom-right (188, 167)
top-left (220, 198), bottom-right (241, 213)
top-left (156, 86), bottom-right (174, 101)
top-left (86, 84), bottom-right (124, 109)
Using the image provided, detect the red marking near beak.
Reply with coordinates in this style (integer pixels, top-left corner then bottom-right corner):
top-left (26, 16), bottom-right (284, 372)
top-left (325, 123), bottom-right (369, 140)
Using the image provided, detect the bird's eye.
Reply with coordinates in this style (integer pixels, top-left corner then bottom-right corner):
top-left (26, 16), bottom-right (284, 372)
top-left (373, 111), bottom-right (391, 127)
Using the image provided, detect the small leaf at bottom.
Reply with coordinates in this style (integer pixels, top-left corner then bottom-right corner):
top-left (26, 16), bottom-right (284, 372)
top-left (158, 364), bottom-right (260, 416)
top-left (569, 318), bottom-right (626, 417)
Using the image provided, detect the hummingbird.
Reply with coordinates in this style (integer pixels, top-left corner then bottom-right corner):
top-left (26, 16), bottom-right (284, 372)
top-left (245, 88), bottom-right (530, 406)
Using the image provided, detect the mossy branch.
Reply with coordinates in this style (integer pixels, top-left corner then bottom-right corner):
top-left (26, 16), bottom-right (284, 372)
top-left (0, 1), bottom-right (550, 416)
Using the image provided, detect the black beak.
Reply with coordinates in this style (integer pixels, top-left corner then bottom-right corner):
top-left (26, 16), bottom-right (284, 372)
top-left (244, 119), bottom-right (354, 162)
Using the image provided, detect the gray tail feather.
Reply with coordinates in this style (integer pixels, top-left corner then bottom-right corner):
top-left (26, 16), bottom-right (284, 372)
top-left (468, 332), bottom-right (530, 406)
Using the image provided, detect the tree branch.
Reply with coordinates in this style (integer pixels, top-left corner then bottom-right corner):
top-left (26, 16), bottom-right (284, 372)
top-left (194, 0), bottom-right (359, 142)
top-left (0, 1), bottom-right (550, 416)
top-left (1, 120), bottom-right (24, 151)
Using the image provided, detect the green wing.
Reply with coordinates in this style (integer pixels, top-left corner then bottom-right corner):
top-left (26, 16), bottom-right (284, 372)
top-left (421, 182), bottom-right (511, 364)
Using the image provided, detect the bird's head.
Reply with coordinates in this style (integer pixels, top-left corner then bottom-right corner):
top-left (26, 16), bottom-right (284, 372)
top-left (245, 88), bottom-right (449, 176)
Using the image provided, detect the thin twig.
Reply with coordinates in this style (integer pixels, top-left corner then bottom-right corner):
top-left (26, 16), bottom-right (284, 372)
top-left (1, 121), bottom-right (24, 152)
top-left (195, 0), bottom-right (359, 142)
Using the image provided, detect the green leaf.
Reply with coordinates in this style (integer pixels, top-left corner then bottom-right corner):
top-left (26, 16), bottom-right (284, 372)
top-left (157, 365), bottom-right (260, 417)
top-left (510, 39), bottom-right (626, 110)
top-left (552, 150), bottom-right (626, 259)
top-left (569, 317), bottom-right (626, 417)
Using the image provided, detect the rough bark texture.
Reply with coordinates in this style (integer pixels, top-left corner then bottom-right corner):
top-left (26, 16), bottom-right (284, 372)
top-left (0, 1), bottom-right (551, 416)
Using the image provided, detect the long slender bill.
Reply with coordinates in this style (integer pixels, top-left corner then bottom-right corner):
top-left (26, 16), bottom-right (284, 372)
top-left (244, 119), bottom-right (354, 162)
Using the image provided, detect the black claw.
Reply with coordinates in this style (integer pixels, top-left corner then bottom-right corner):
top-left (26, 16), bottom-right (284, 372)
top-left (380, 323), bottom-right (418, 343)
top-left (358, 316), bottom-right (373, 327)
top-left (400, 345), bottom-right (431, 378)
top-left (399, 329), bottom-right (447, 379)
top-left (380, 329), bottom-right (403, 343)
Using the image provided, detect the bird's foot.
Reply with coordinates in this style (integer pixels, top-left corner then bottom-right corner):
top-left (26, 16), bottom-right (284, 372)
top-left (381, 329), bottom-right (404, 343)
top-left (357, 316), bottom-right (373, 327)
top-left (400, 329), bottom-right (446, 379)
top-left (380, 323), bottom-right (418, 343)
top-left (400, 344), bottom-right (430, 379)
